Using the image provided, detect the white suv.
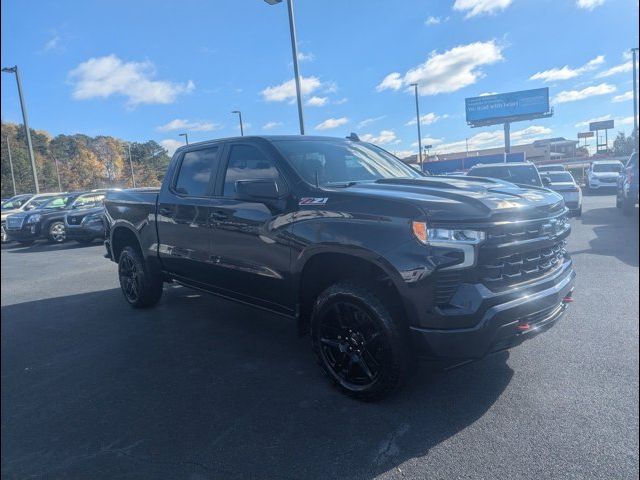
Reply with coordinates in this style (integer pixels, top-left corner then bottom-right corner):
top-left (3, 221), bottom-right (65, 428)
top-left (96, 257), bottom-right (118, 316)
top-left (586, 160), bottom-right (623, 191)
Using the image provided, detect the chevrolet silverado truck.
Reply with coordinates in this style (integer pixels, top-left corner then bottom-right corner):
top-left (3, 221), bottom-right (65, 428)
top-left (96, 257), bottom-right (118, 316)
top-left (104, 135), bottom-right (576, 400)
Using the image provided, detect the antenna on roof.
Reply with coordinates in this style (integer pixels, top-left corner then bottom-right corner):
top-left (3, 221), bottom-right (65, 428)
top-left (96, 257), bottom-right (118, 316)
top-left (346, 132), bottom-right (360, 141)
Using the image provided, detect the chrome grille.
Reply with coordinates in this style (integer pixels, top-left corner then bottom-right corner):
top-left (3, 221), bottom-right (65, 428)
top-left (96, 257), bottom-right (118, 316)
top-left (6, 216), bottom-right (25, 230)
top-left (485, 214), bottom-right (569, 246)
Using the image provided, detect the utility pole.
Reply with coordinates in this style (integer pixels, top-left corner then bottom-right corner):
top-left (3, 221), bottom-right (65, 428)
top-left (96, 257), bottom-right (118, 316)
top-left (2, 66), bottom-right (39, 193)
top-left (264, 0), bottom-right (305, 134)
top-left (232, 110), bottom-right (244, 136)
top-left (410, 83), bottom-right (423, 169)
top-left (5, 136), bottom-right (17, 196)
top-left (632, 48), bottom-right (639, 151)
top-left (127, 143), bottom-right (137, 188)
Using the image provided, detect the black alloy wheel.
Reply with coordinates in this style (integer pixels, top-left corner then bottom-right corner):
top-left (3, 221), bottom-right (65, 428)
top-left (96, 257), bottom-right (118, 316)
top-left (119, 253), bottom-right (141, 304)
top-left (311, 282), bottom-right (409, 401)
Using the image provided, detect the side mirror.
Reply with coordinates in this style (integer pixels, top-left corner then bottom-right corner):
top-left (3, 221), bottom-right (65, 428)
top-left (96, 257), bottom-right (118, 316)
top-left (541, 176), bottom-right (551, 186)
top-left (235, 179), bottom-right (281, 201)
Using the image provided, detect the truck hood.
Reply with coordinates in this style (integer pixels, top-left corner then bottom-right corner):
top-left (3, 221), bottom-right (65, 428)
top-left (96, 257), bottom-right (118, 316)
top-left (335, 176), bottom-right (565, 222)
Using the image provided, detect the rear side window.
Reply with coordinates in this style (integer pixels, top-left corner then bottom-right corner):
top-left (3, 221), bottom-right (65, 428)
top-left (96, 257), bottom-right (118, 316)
top-left (174, 147), bottom-right (219, 196)
top-left (223, 145), bottom-right (282, 197)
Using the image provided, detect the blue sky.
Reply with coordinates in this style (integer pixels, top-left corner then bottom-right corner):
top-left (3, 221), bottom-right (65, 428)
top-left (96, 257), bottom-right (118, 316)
top-left (1, 0), bottom-right (638, 157)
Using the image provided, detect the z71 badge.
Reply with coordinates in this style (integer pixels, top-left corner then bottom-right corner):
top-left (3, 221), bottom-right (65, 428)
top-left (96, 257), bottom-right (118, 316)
top-left (299, 197), bottom-right (329, 206)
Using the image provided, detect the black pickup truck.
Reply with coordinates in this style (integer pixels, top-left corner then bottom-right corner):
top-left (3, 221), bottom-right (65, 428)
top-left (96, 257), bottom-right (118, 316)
top-left (104, 135), bottom-right (575, 400)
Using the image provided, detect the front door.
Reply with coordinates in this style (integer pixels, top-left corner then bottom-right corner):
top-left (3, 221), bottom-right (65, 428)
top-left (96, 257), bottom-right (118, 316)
top-left (156, 145), bottom-right (221, 286)
top-left (208, 142), bottom-right (294, 314)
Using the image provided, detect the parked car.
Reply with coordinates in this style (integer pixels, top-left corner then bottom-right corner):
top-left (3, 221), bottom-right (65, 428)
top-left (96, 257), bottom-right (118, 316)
top-left (5, 191), bottom-right (106, 245)
top-left (65, 200), bottom-right (109, 244)
top-left (466, 162), bottom-right (544, 187)
top-left (104, 135), bottom-right (575, 400)
top-left (537, 164), bottom-right (566, 173)
top-left (1, 193), bottom-right (58, 243)
top-left (586, 160), bottom-right (623, 191)
top-left (540, 171), bottom-right (582, 217)
top-left (616, 152), bottom-right (638, 215)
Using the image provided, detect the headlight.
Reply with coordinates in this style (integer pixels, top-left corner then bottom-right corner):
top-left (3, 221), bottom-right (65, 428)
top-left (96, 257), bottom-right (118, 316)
top-left (412, 221), bottom-right (485, 245)
top-left (26, 214), bottom-right (41, 224)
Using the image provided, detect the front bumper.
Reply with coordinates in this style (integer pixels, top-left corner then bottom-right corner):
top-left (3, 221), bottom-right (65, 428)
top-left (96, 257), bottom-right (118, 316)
top-left (410, 261), bottom-right (576, 360)
top-left (6, 223), bottom-right (41, 241)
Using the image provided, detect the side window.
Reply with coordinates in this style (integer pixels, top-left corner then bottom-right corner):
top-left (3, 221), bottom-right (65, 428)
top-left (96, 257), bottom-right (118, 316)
top-left (174, 147), bottom-right (219, 196)
top-left (223, 145), bottom-right (282, 197)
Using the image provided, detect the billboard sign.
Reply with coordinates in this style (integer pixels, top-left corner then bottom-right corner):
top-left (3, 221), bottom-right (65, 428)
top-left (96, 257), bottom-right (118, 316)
top-left (589, 120), bottom-right (614, 131)
top-left (578, 131), bottom-right (594, 139)
top-left (465, 88), bottom-right (550, 125)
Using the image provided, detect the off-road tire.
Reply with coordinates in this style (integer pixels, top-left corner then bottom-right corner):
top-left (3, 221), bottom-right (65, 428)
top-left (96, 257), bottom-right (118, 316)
top-left (118, 246), bottom-right (163, 308)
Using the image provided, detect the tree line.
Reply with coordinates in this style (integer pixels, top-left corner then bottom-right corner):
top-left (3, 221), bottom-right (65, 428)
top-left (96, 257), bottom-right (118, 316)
top-left (1, 122), bottom-right (172, 198)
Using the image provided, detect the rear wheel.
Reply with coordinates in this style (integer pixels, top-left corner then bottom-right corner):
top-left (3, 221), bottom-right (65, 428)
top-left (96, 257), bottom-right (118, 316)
top-left (310, 281), bottom-right (410, 401)
top-left (48, 221), bottom-right (66, 243)
top-left (118, 246), bottom-right (163, 308)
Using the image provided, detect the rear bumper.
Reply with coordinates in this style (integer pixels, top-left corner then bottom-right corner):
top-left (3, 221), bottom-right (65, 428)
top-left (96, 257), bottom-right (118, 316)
top-left (588, 179), bottom-right (617, 189)
top-left (410, 262), bottom-right (576, 360)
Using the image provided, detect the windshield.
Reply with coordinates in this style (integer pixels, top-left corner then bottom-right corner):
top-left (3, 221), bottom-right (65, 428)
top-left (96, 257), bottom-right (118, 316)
top-left (544, 172), bottom-right (575, 183)
top-left (39, 195), bottom-right (75, 209)
top-left (592, 163), bottom-right (622, 173)
top-left (538, 165), bottom-right (565, 172)
top-left (273, 140), bottom-right (421, 186)
top-left (468, 165), bottom-right (542, 187)
top-left (71, 193), bottom-right (105, 209)
top-left (1, 195), bottom-right (32, 210)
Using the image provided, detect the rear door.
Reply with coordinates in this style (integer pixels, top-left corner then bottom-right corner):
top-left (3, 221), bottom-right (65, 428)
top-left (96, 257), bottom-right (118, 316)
top-left (207, 141), bottom-right (294, 313)
top-left (156, 144), bottom-right (222, 285)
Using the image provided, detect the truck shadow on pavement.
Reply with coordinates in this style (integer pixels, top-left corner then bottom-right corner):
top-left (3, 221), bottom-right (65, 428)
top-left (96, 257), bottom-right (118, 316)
top-left (570, 205), bottom-right (639, 267)
top-left (1, 240), bottom-right (102, 253)
top-left (2, 286), bottom-right (513, 480)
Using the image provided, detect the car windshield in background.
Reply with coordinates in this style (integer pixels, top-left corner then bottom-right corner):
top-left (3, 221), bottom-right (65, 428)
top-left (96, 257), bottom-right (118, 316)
top-left (545, 172), bottom-right (575, 183)
top-left (1, 195), bottom-right (31, 209)
top-left (71, 194), bottom-right (105, 209)
top-left (273, 140), bottom-right (421, 186)
top-left (593, 163), bottom-right (622, 172)
top-left (39, 195), bottom-right (74, 209)
top-left (469, 166), bottom-right (541, 186)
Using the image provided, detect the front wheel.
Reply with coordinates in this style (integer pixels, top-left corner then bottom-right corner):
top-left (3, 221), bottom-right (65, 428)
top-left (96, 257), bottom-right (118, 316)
top-left (118, 246), bottom-right (163, 308)
top-left (48, 221), bottom-right (66, 243)
top-left (310, 281), bottom-right (410, 401)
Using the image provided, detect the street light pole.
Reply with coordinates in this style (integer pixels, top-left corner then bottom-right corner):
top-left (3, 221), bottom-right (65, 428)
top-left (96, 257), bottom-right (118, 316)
top-left (410, 83), bottom-right (423, 170)
top-left (632, 47), bottom-right (639, 151)
top-left (232, 110), bottom-right (244, 136)
top-left (265, 0), bottom-right (305, 135)
top-left (5, 136), bottom-right (17, 196)
top-left (2, 66), bottom-right (39, 193)
top-left (179, 133), bottom-right (189, 145)
top-left (51, 152), bottom-right (62, 192)
top-left (127, 143), bottom-right (137, 188)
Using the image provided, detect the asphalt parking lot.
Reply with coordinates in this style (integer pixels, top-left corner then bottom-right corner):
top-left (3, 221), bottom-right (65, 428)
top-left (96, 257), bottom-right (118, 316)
top-left (1, 194), bottom-right (638, 480)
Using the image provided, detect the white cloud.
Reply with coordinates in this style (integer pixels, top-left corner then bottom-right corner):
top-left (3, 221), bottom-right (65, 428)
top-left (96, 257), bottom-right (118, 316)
top-left (576, 0), bottom-right (606, 10)
top-left (617, 116), bottom-right (635, 126)
top-left (425, 16), bottom-right (442, 25)
top-left (315, 117), bottom-right (349, 130)
top-left (575, 114), bottom-right (612, 128)
top-left (596, 61), bottom-right (632, 78)
top-left (410, 137), bottom-right (445, 148)
top-left (297, 52), bottom-right (314, 62)
top-left (357, 116), bottom-right (385, 128)
top-left (453, 0), bottom-right (513, 18)
top-left (612, 91), bottom-right (633, 103)
top-left (262, 121), bottom-right (283, 130)
top-left (261, 76), bottom-right (322, 102)
top-left (432, 125), bottom-right (551, 154)
top-left (479, 92), bottom-right (498, 96)
top-left (334, 97), bottom-right (348, 105)
top-left (405, 112), bottom-right (443, 126)
top-left (376, 41), bottom-right (504, 96)
top-left (307, 96), bottom-right (328, 107)
top-left (69, 55), bottom-right (195, 106)
top-left (157, 119), bottom-right (221, 132)
top-left (553, 83), bottom-right (616, 104)
top-left (160, 139), bottom-right (184, 156)
top-left (393, 149), bottom-right (417, 159)
top-left (43, 33), bottom-right (61, 52)
top-left (529, 55), bottom-right (604, 82)
top-left (360, 130), bottom-right (399, 145)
